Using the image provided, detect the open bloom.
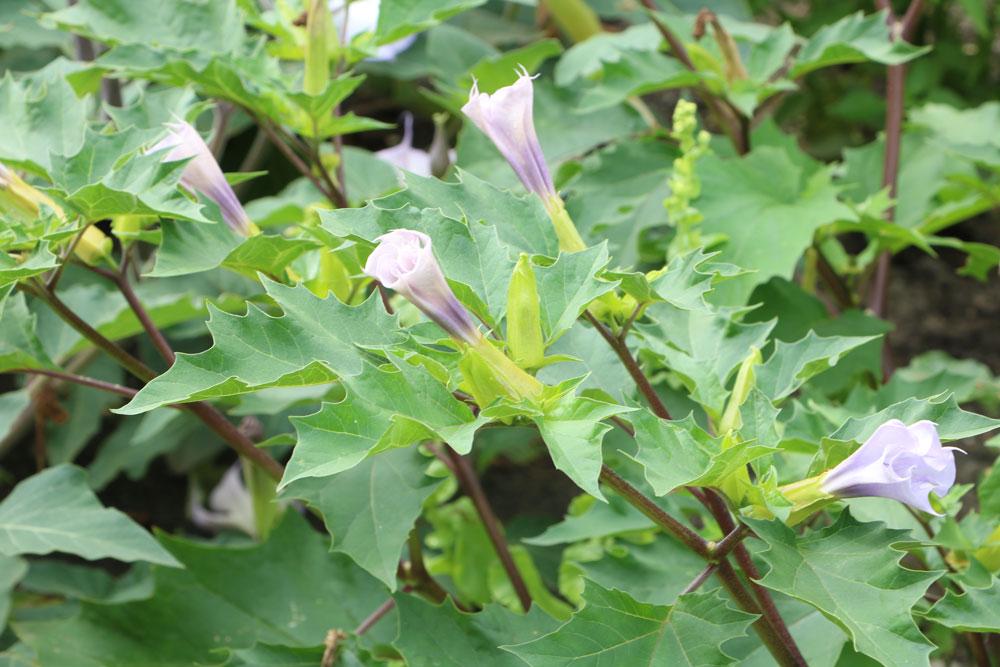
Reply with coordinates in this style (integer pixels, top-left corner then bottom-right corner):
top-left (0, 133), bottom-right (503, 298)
top-left (151, 121), bottom-right (253, 236)
top-left (462, 67), bottom-right (557, 204)
top-left (364, 229), bottom-right (480, 344)
top-left (821, 419), bottom-right (957, 514)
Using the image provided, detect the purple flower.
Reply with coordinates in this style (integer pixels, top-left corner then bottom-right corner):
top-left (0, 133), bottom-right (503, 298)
top-left (364, 229), bottom-right (480, 344)
top-left (151, 121), bottom-right (253, 236)
top-left (376, 113), bottom-right (432, 177)
top-left (462, 67), bottom-right (557, 205)
top-left (821, 419), bottom-right (958, 514)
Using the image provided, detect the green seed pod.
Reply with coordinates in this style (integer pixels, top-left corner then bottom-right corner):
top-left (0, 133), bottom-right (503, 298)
top-left (303, 0), bottom-right (331, 96)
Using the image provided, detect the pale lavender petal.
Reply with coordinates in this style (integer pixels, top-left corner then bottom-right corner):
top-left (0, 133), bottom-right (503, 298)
top-left (821, 419), bottom-right (956, 514)
top-left (363, 229), bottom-right (479, 343)
top-left (152, 120), bottom-right (253, 236)
top-left (329, 0), bottom-right (416, 62)
top-left (461, 68), bottom-right (556, 200)
top-left (376, 113), bottom-right (433, 177)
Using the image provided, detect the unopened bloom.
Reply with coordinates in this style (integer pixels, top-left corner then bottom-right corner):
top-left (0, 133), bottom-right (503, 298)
top-left (821, 419), bottom-right (957, 514)
top-left (462, 68), bottom-right (586, 252)
top-left (364, 229), bottom-right (480, 344)
top-left (151, 121), bottom-right (253, 236)
top-left (462, 67), bottom-right (556, 203)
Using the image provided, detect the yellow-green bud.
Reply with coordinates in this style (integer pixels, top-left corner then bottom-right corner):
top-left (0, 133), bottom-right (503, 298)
top-left (506, 254), bottom-right (545, 369)
top-left (73, 226), bottom-right (113, 266)
top-left (303, 0), bottom-right (331, 96)
top-left (459, 338), bottom-right (544, 407)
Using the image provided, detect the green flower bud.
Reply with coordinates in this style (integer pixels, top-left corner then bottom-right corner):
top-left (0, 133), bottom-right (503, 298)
top-left (506, 254), bottom-right (545, 369)
top-left (303, 0), bottom-right (331, 96)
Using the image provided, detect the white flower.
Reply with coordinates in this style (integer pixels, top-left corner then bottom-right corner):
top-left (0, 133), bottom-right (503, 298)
top-left (376, 113), bottom-right (433, 177)
top-left (363, 229), bottom-right (479, 343)
top-left (151, 120), bottom-right (253, 236)
top-left (821, 419), bottom-right (958, 514)
top-left (462, 66), bottom-right (556, 204)
top-left (329, 0), bottom-right (416, 62)
top-left (189, 464), bottom-right (258, 537)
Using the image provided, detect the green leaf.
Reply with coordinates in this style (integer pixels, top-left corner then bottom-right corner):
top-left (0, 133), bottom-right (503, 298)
top-left (283, 447), bottom-right (439, 588)
top-left (572, 533), bottom-right (707, 607)
top-left (0, 290), bottom-right (55, 373)
top-left (148, 218), bottom-right (241, 277)
top-left (43, 0), bottom-right (245, 53)
top-left (533, 394), bottom-right (633, 499)
top-left (228, 644), bottom-right (326, 667)
top-left (319, 205), bottom-right (517, 325)
top-left (697, 146), bottom-right (854, 304)
top-left (15, 515), bottom-right (396, 664)
top-left (0, 554), bottom-right (27, 628)
top-left (0, 246), bottom-right (59, 289)
top-left (755, 332), bottom-right (881, 401)
top-left (747, 513), bottom-right (940, 667)
top-left (117, 280), bottom-right (402, 414)
top-left (924, 576), bottom-right (1000, 632)
top-left (376, 0), bottom-right (486, 44)
top-left (506, 582), bottom-right (756, 666)
top-left (281, 358), bottom-right (483, 488)
top-left (564, 139), bottom-right (673, 266)
top-left (0, 465), bottom-right (179, 566)
top-left (535, 244), bottom-right (616, 343)
top-left (48, 128), bottom-right (213, 223)
top-left (395, 596), bottom-right (560, 667)
top-left (526, 493), bottom-right (654, 546)
top-left (612, 249), bottom-right (742, 311)
top-left (909, 102), bottom-right (1000, 167)
top-left (637, 302), bottom-right (774, 417)
top-left (831, 394), bottom-right (1000, 443)
top-left (0, 59), bottom-right (89, 175)
top-left (790, 11), bottom-right (931, 78)
top-left (376, 169), bottom-right (560, 257)
top-left (631, 411), bottom-right (775, 496)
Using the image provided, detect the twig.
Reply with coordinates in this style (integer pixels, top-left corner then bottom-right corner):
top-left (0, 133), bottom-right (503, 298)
top-left (585, 311), bottom-right (671, 419)
top-left (814, 246), bottom-right (854, 311)
top-left (638, 0), bottom-right (749, 154)
top-left (250, 112), bottom-right (340, 206)
top-left (5, 369), bottom-right (138, 398)
top-left (354, 597), bottom-right (397, 635)
top-left (436, 445), bottom-right (533, 611)
top-left (700, 489), bottom-right (806, 666)
top-left (681, 563), bottom-right (718, 595)
top-left (46, 225), bottom-right (90, 291)
top-left (84, 264), bottom-right (175, 365)
top-left (618, 303), bottom-right (643, 341)
top-left (599, 465), bottom-right (709, 557)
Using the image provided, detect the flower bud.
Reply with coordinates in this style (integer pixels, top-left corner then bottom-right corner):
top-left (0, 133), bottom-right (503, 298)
top-left (0, 163), bottom-right (64, 223)
top-left (363, 229), bottom-right (480, 344)
top-left (151, 121), bottom-right (254, 236)
top-left (820, 419), bottom-right (957, 514)
top-left (73, 226), bottom-right (113, 266)
top-left (506, 254), bottom-right (544, 369)
top-left (304, 0), bottom-right (332, 96)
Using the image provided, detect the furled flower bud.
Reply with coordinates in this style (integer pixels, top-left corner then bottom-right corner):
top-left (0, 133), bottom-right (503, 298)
top-left (364, 229), bottom-right (480, 344)
top-left (151, 121), bottom-right (253, 236)
top-left (462, 68), bottom-right (587, 252)
top-left (821, 419), bottom-right (957, 514)
top-left (0, 163), bottom-right (64, 222)
top-left (462, 67), bottom-right (556, 203)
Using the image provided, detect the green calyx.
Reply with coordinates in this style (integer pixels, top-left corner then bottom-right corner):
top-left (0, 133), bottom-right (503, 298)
top-left (459, 336), bottom-right (544, 407)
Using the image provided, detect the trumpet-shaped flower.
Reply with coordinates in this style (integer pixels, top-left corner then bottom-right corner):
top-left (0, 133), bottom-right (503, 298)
top-left (821, 419), bottom-right (957, 514)
top-left (364, 229), bottom-right (480, 344)
top-left (151, 121), bottom-right (253, 236)
top-left (462, 67), bottom-right (556, 204)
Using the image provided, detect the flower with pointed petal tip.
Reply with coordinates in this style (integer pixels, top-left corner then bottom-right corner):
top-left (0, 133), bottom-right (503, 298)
top-left (376, 113), bottom-right (433, 177)
top-left (151, 120), bottom-right (253, 236)
top-left (364, 229), bottom-right (480, 344)
top-left (188, 464), bottom-right (258, 538)
top-left (821, 419), bottom-right (958, 514)
top-left (462, 67), bottom-right (557, 204)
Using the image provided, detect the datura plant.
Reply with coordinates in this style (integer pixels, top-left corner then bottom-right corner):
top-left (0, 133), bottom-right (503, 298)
top-left (0, 1), bottom-right (999, 665)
